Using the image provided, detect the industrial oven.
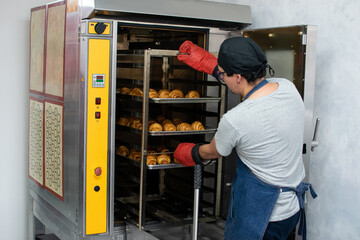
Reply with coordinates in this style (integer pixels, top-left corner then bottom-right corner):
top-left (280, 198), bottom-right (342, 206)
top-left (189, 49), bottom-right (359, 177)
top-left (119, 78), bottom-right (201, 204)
top-left (28, 1), bottom-right (317, 239)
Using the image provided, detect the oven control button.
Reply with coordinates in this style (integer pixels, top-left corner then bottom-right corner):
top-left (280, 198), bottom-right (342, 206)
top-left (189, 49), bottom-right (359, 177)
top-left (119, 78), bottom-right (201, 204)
top-left (95, 112), bottom-right (101, 119)
top-left (95, 22), bottom-right (106, 34)
top-left (95, 97), bottom-right (101, 105)
top-left (94, 186), bottom-right (100, 192)
top-left (94, 167), bottom-right (102, 176)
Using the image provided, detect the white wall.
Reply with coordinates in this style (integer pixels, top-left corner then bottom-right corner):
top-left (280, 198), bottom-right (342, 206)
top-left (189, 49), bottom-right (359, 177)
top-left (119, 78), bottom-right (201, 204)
top-left (0, 1), bottom-right (53, 239)
top-left (210, 0), bottom-right (360, 239)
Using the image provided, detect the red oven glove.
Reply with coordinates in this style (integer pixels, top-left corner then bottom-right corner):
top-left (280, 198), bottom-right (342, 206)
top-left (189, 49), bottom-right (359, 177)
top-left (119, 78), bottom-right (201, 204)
top-left (174, 143), bottom-right (204, 166)
top-left (177, 41), bottom-right (218, 76)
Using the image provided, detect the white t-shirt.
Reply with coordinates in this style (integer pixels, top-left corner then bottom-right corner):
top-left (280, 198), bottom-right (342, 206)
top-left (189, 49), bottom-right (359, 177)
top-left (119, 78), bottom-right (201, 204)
top-left (215, 78), bottom-right (305, 221)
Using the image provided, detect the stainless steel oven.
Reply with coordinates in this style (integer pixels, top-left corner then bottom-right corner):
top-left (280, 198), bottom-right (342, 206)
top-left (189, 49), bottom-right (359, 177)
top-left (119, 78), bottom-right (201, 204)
top-left (28, 1), bottom-right (317, 239)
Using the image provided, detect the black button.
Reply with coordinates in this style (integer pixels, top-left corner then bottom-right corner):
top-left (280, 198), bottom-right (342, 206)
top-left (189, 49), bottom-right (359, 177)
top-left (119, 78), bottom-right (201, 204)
top-left (94, 186), bottom-right (100, 192)
top-left (95, 98), bottom-right (101, 105)
top-left (95, 22), bottom-right (107, 34)
top-left (95, 112), bottom-right (101, 119)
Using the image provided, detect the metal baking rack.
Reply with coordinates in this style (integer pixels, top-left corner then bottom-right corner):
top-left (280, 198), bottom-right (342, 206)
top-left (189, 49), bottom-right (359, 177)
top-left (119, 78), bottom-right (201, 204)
top-left (116, 49), bottom-right (226, 230)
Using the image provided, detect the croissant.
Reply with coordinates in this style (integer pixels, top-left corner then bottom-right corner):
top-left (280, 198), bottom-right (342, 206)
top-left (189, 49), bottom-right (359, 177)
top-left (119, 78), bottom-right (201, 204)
top-left (157, 154), bottom-right (171, 164)
top-left (147, 155), bottom-right (157, 165)
top-left (120, 87), bottom-right (131, 95)
top-left (129, 151), bottom-right (141, 161)
top-left (172, 118), bottom-right (183, 126)
top-left (169, 89), bottom-right (184, 98)
top-left (156, 115), bottom-right (166, 123)
top-left (149, 122), bottom-right (163, 131)
top-left (163, 123), bottom-right (177, 131)
top-left (161, 119), bottom-right (173, 126)
top-left (131, 121), bottom-right (143, 130)
top-left (185, 90), bottom-right (200, 98)
top-left (160, 148), bottom-right (170, 153)
top-left (148, 119), bottom-right (157, 126)
top-left (129, 88), bottom-right (143, 96)
top-left (159, 91), bottom-right (170, 98)
top-left (173, 158), bottom-right (180, 164)
top-left (117, 117), bottom-right (130, 126)
top-left (158, 89), bottom-right (170, 95)
top-left (156, 145), bottom-right (168, 152)
top-left (177, 122), bottom-right (192, 131)
top-left (148, 150), bottom-right (157, 154)
top-left (129, 117), bottom-right (140, 124)
top-left (191, 121), bottom-right (205, 130)
top-left (149, 88), bottom-right (159, 98)
top-left (116, 146), bottom-right (129, 157)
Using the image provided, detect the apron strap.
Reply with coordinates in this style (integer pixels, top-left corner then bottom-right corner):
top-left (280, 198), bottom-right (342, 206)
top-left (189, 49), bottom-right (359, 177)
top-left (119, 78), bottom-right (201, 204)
top-left (279, 182), bottom-right (318, 240)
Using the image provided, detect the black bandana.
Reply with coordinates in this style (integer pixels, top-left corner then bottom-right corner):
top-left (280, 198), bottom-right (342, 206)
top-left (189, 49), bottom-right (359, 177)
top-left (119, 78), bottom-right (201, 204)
top-left (218, 37), bottom-right (274, 78)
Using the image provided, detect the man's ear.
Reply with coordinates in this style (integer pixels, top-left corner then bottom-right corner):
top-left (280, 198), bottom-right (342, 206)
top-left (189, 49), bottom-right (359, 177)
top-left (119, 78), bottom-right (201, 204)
top-left (236, 74), bottom-right (242, 84)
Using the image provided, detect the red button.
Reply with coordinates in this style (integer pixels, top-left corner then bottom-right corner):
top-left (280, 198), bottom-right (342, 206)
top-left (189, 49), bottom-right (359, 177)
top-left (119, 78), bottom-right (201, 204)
top-left (94, 167), bottom-right (102, 176)
top-left (96, 97), bottom-right (101, 105)
top-left (95, 112), bottom-right (101, 119)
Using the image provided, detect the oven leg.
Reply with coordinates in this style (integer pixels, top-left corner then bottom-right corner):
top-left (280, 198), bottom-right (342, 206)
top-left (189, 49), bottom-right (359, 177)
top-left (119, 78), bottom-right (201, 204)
top-left (192, 165), bottom-right (202, 240)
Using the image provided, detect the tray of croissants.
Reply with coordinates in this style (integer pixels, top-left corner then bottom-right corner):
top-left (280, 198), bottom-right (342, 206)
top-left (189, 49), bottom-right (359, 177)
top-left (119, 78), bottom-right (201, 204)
top-left (116, 145), bottom-right (185, 169)
top-left (118, 87), bottom-right (222, 103)
top-left (117, 115), bottom-right (217, 136)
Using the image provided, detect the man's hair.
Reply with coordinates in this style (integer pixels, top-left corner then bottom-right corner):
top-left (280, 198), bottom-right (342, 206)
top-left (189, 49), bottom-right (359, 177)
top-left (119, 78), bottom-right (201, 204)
top-left (226, 67), bottom-right (267, 85)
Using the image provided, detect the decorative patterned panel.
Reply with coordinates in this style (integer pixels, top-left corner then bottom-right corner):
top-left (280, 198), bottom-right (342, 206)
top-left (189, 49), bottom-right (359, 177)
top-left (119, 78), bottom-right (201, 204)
top-left (44, 100), bottom-right (64, 200)
top-left (45, 2), bottom-right (66, 99)
top-left (29, 7), bottom-right (46, 94)
top-left (29, 98), bottom-right (44, 186)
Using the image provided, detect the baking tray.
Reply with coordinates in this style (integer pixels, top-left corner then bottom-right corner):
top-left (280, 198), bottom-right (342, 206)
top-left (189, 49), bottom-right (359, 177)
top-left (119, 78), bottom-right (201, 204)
top-left (116, 154), bottom-right (187, 170)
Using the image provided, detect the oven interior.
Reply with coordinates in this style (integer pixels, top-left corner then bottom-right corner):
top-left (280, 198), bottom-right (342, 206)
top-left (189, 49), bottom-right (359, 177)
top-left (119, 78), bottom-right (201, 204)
top-left (113, 23), bottom-right (225, 230)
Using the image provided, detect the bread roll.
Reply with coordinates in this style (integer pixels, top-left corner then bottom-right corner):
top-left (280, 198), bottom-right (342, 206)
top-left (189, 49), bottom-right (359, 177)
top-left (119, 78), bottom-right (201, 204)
top-left (148, 150), bottom-right (157, 154)
top-left (146, 155), bottom-right (157, 165)
top-left (117, 117), bottom-right (130, 126)
top-left (169, 89), bottom-right (184, 98)
top-left (163, 123), bottom-right (176, 131)
top-left (185, 90), bottom-right (200, 98)
top-left (191, 121), bottom-right (205, 130)
top-left (157, 154), bottom-right (171, 164)
top-left (172, 118), bottom-right (183, 126)
top-left (116, 146), bottom-right (129, 157)
top-left (149, 122), bottom-right (163, 131)
top-left (120, 87), bottom-right (131, 95)
top-left (177, 122), bottom-right (192, 131)
top-left (173, 158), bottom-right (180, 164)
top-left (129, 88), bottom-right (143, 96)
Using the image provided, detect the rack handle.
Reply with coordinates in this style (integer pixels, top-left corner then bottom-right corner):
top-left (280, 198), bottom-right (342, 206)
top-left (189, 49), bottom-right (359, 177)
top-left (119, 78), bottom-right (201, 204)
top-left (192, 165), bottom-right (202, 240)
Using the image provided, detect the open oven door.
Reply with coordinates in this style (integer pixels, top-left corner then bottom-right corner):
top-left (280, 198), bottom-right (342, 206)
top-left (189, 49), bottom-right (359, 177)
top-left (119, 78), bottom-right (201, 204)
top-left (221, 26), bottom-right (318, 234)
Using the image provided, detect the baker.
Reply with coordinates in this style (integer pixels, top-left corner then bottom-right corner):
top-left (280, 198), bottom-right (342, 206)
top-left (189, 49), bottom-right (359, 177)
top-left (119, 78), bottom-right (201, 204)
top-left (174, 37), bottom-right (317, 240)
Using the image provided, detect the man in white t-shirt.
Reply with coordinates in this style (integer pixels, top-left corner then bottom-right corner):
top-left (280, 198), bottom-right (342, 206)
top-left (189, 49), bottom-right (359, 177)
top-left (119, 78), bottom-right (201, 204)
top-left (174, 37), bottom-right (316, 240)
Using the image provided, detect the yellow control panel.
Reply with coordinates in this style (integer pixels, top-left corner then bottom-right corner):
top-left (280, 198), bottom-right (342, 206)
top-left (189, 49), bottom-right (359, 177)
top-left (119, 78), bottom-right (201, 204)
top-left (86, 38), bottom-right (110, 235)
top-left (88, 22), bottom-right (111, 35)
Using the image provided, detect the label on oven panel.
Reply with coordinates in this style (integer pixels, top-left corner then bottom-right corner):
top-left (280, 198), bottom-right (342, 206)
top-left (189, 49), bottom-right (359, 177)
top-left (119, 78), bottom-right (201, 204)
top-left (92, 74), bottom-right (105, 88)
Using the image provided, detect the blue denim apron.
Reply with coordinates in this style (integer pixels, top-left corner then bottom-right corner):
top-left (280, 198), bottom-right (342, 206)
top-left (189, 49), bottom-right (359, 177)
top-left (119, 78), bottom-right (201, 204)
top-left (224, 80), bottom-right (317, 240)
top-left (224, 157), bottom-right (317, 240)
